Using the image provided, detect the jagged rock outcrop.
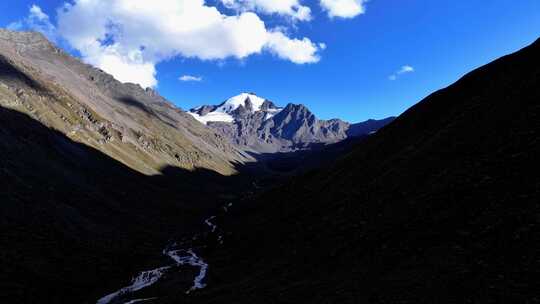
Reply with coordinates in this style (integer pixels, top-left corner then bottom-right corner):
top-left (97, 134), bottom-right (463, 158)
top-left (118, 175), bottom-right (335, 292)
top-left (190, 93), bottom-right (395, 153)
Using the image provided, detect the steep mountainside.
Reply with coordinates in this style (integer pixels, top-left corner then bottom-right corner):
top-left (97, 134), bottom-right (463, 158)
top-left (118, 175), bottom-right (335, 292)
top-left (175, 38), bottom-right (540, 303)
top-left (0, 29), bottom-right (245, 175)
top-left (0, 29), bottom-right (256, 304)
top-left (190, 93), bottom-right (394, 153)
top-left (0, 102), bottom-right (258, 304)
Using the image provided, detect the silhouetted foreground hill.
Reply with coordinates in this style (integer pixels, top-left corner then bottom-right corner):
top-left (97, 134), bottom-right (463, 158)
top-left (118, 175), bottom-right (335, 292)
top-left (178, 38), bottom-right (540, 303)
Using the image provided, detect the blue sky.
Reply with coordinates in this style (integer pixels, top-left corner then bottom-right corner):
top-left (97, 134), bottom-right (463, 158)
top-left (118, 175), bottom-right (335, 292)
top-left (2, 0), bottom-right (539, 122)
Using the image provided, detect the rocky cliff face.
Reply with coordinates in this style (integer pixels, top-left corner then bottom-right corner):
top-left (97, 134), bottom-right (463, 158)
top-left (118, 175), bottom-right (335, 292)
top-left (190, 93), bottom-right (394, 153)
top-left (0, 29), bottom-right (246, 175)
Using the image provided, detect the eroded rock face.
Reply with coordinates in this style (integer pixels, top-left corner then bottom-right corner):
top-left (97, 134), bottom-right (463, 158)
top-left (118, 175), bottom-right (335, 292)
top-left (0, 29), bottom-right (246, 175)
top-left (190, 93), bottom-right (395, 153)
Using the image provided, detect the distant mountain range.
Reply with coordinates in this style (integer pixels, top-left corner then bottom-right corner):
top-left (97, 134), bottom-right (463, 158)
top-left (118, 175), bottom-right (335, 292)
top-left (189, 93), bottom-right (394, 153)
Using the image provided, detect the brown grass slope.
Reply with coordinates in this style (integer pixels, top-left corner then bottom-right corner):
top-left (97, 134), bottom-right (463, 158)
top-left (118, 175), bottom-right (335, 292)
top-left (0, 29), bottom-right (246, 175)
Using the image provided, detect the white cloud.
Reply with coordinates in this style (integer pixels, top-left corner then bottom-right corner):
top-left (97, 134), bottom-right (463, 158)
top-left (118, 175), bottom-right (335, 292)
top-left (179, 75), bottom-right (203, 82)
top-left (29, 4), bottom-right (49, 21)
top-left (221, 0), bottom-right (312, 21)
top-left (389, 65), bottom-right (415, 81)
top-left (7, 1), bottom-right (379, 89)
top-left (320, 0), bottom-right (367, 18)
top-left (7, 5), bottom-right (56, 41)
top-left (90, 45), bottom-right (158, 88)
top-left (266, 31), bottom-right (321, 64)
top-left (55, 0), bottom-right (323, 88)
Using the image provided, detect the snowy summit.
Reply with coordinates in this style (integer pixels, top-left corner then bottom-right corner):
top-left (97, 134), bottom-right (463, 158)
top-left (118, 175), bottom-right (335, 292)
top-left (188, 93), bottom-right (282, 125)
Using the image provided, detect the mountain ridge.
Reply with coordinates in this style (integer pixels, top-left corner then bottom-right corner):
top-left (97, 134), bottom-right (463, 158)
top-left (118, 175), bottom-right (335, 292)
top-left (189, 92), bottom-right (395, 153)
top-left (0, 29), bottom-right (247, 175)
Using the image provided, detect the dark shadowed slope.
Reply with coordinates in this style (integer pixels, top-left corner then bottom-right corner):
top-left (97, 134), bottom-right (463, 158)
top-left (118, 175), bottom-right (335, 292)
top-left (178, 38), bottom-right (540, 304)
top-left (0, 105), bottom-right (257, 304)
top-left (0, 30), bottom-right (254, 303)
top-left (0, 29), bottom-right (389, 304)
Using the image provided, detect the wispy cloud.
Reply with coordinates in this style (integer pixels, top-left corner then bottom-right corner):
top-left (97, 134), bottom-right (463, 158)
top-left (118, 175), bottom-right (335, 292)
top-left (389, 65), bottom-right (414, 81)
top-left (179, 75), bottom-right (203, 82)
top-left (221, 0), bottom-right (312, 21)
top-left (7, 5), bottom-right (56, 42)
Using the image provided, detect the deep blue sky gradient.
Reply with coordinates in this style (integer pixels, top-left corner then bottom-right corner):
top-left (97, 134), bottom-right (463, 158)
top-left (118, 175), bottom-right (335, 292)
top-left (2, 0), bottom-right (539, 122)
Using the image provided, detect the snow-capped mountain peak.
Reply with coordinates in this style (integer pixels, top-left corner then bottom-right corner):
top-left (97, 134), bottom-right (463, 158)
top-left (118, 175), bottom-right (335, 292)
top-left (188, 93), bottom-right (394, 152)
top-left (217, 93), bottom-right (267, 113)
top-left (189, 93), bottom-right (282, 125)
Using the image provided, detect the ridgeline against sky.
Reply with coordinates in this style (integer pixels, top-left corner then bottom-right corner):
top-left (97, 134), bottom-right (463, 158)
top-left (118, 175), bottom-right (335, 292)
top-left (2, 0), bottom-right (539, 122)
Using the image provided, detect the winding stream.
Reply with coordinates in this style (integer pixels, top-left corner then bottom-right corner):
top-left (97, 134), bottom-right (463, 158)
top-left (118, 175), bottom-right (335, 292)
top-left (165, 248), bottom-right (209, 293)
top-left (96, 267), bottom-right (170, 304)
top-left (96, 214), bottom-right (223, 304)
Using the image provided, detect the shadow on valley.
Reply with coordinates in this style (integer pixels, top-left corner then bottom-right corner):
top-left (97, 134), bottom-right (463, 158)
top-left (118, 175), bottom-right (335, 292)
top-left (0, 106), bottom-right (263, 304)
top-left (2, 36), bottom-right (540, 304)
top-left (164, 38), bottom-right (540, 304)
top-left (236, 117), bottom-right (396, 177)
top-left (239, 137), bottom-right (368, 177)
top-left (0, 104), bottom-right (365, 304)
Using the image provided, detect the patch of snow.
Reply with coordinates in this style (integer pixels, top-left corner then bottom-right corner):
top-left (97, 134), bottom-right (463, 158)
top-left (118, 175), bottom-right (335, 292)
top-left (264, 107), bottom-right (282, 120)
top-left (188, 111), bottom-right (234, 125)
top-left (264, 112), bottom-right (277, 120)
top-left (189, 93), bottom-right (285, 124)
top-left (216, 93), bottom-right (266, 113)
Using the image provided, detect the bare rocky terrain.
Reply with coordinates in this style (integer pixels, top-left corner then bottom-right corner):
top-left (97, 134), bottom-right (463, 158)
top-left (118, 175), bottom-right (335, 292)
top-left (0, 29), bottom-right (247, 176)
top-left (190, 93), bottom-right (394, 153)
